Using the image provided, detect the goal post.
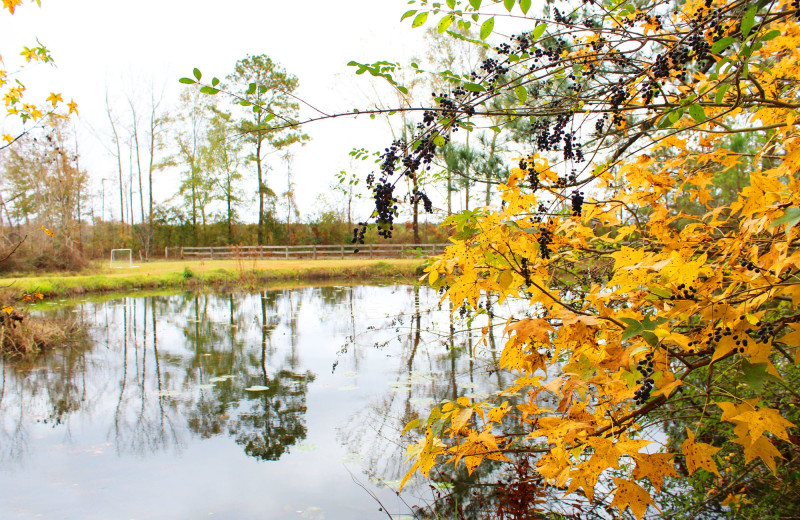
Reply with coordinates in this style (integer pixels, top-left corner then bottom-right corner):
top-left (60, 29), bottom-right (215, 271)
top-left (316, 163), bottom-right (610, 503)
top-left (110, 248), bottom-right (138, 269)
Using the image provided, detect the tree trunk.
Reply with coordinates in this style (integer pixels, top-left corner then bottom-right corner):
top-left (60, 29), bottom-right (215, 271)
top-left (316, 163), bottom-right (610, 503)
top-left (106, 98), bottom-right (126, 226)
top-left (256, 136), bottom-right (264, 245)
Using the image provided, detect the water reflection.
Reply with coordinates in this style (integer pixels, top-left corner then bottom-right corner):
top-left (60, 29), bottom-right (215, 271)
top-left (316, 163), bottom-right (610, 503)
top-left (0, 285), bottom-right (523, 519)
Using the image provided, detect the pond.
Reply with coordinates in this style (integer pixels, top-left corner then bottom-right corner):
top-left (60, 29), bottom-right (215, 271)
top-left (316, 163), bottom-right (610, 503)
top-left (0, 285), bottom-right (515, 520)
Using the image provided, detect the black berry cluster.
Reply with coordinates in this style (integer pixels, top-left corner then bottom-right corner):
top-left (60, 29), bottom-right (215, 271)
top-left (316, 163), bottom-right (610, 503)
top-left (740, 259), bottom-right (763, 272)
top-left (634, 352), bottom-right (655, 405)
top-left (519, 156), bottom-right (540, 192)
top-left (351, 225), bottom-right (366, 245)
top-left (538, 227), bottom-right (553, 259)
top-left (570, 191), bottom-right (585, 216)
top-left (669, 283), bottom-right (697, 301)
top-left (373, 180), bottom-right (397, 239)
top-left (746, 320), bottom-right (775, 345)
top-left (411, 190), bottom-right (433, 213)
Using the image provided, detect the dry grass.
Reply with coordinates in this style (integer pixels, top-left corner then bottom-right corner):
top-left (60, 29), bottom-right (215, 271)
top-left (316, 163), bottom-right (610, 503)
top-left (0, 317), bottom-right (84, 356)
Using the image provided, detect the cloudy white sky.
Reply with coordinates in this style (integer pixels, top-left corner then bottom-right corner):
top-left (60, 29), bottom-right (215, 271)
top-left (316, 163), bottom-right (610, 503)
top-left (2, 0), bottom-right (453, 223)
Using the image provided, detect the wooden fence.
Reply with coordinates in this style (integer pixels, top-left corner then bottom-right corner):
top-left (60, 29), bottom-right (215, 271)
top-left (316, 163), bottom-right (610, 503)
top-left (164, 243), bottom-right (449, 260)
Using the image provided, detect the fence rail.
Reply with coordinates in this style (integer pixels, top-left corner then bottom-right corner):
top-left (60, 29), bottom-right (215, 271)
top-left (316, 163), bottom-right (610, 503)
top-left (164, 243), bottom-right (449, 260)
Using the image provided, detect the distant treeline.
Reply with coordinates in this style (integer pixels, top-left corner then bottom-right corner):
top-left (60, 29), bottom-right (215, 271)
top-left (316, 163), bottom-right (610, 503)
top-left (0, 218), bottom-right (450, 272)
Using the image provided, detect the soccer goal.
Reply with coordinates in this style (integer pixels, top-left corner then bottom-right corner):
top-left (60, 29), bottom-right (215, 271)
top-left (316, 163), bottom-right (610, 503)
top-left (110, 248), bottom-right (138, 269)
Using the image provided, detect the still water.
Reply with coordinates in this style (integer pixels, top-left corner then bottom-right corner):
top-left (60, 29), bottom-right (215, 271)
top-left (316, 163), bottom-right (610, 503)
top-left (0, 285), bottom-right (512, 519)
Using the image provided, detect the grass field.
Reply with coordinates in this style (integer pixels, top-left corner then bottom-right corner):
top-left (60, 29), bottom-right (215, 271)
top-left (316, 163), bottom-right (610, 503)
top-left (0, 258), bottom-right (428, 299)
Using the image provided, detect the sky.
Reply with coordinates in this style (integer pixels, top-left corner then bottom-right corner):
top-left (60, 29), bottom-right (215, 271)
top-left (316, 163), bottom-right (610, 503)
top-left (1, 0), bottom-right (447, 224)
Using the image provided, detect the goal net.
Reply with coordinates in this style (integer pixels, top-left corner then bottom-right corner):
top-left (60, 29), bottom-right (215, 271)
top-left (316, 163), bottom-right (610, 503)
top-left (110, 248), bottom-right (137, 269)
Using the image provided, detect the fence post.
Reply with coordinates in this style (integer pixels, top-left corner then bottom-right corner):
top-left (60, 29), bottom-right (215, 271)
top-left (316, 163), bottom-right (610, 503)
top-left (165, 247), bottom-right (168, 259)
top-left (369, 243), bottom-right (373, 259)
top-left (180, 247), bottom-right (184, 259)
top-left (313, 245), bottom-right (317, 260)
top-left (340, 245), bottom-right (344, 259)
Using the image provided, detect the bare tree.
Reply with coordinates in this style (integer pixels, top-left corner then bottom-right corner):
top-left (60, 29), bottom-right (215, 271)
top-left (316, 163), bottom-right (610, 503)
top-left (105, 91), bottom-right (126, 226)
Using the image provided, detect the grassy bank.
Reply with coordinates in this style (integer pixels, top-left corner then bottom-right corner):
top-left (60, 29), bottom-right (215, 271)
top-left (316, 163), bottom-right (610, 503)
top-left (0, 258), bottom-right (428, 300)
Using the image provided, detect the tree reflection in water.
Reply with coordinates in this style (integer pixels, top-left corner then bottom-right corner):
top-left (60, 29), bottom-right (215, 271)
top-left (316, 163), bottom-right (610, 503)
top-left (0, 285), bottom-right (543, 519)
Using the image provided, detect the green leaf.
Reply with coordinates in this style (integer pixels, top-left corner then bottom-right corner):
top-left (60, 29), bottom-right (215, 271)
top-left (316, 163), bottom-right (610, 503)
top-left (480, 16), bottom-right (494, 40)
top-left (711, 36), bottom-right (735, 55)
top-left (199, 86), bottom-right (219, 95)
top-left (438, 14), bottom-right (454, 33)
top-left (469, 0), bottom-right (481, 9)
top-left (770, 206), bottom-right (800, 237)
top-left (264, 113), bottom-right (275, 122)
top-left (401, 9), bottom-right (417, 21)
top-left (741, 6), bottom-right (757, 38)
top-left (397, 85), bottom-right (409, 95)
top-left (715, 83), bottom-right (731, 104)
top-left (532, 23), bottom-right (547, 39)
top-left (688, 104), bottom-right (706, 123)
top-left (412, 11), bottom-right (429, 28)
top-left (446, 0), bottom-right (455, 8)
top-left (246, 82), bottom-right (257, 95)
top-left (515, 85), bottom-right (528, 103)
top-left (658, 114), bottom-right (675, 129)
top-left (641, 331), bottom-right (659, 347)
top-left (620, 318), bottom-right (643, 341)
top-left (192, 68), bottom-right (202, 81)
top-left (211, 77), bottom-right (220, 87)
top-left (520, 0), bottom-right (531, 14)
top-left (178, 77), bottom-right (196, 85)
top-left (740, 361), bottom-right (775, 393)
top-left (463, 82), bottom-right (486, 92)
top-left (668, 108), bottom-right (684, 123)
top-left (504, 0), bottom-right (514, 11)
top-left (433, 135), bottom-right (446, 146)
top-left (760, 29), bottom-right (780, 41)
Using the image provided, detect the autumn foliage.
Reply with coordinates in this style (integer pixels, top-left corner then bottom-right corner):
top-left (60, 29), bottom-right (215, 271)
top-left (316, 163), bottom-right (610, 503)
top-left (397, 0), bottom-right (800, 517)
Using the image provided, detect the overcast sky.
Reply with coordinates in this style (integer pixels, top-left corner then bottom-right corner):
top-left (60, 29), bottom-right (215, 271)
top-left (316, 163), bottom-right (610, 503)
top-left (2, 0), bottom-right (447, 223)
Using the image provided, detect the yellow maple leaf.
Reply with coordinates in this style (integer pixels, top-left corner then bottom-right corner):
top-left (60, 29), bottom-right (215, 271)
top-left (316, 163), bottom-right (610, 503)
top-left (631, 452), bottom-right (678, 492)
top-left (400, 426), bottom-right (445, 491)
top-left (46, 92), bottom-right (62, 108)
top-left (20, 46), bottom-right (37, 62)
top-left (1, 305), bottom-right (14, 315)
top-left (610, 477), bottom-right (655, 520)
top-left (2, 133), bottom-right (13, 144)
top-left (732, 434), bottom-right (783, 473)
top-left (504, 317), bottom-right (553, 344)
top-left (566, 467), bottom-right (598, 502)
top-left (730, 407), bottom-right (795, 444)
top-left (3, 0), bottom-right (22, 14)
top-left (681, 428), bottom-right (720, 476)
top-left (67, 99), bottom-right (78, 115)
